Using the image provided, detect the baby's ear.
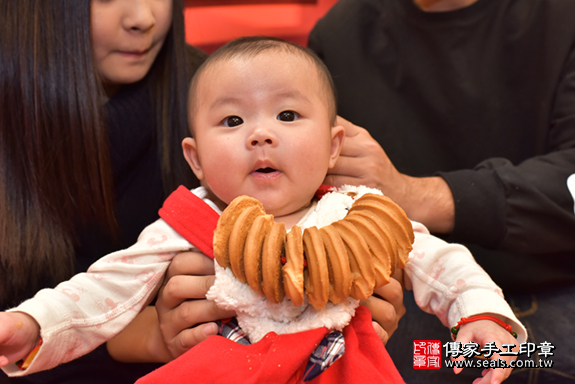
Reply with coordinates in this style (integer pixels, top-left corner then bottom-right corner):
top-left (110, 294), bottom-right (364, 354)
top-left (328, 123), bottom-right (345, 168)
top-left (182, 137), bottom-right (204, 180)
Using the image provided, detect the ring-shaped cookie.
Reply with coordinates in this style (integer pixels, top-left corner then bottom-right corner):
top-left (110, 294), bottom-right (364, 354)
top-left (244, 215), bottom-right (274, 294)
top-left (283, 226), bottom-right (305, 307)
top-left (229, 205), bottom-right (265, 283)
top-left (331, 220), bottom-right (375, 300)
top-left (262, 222), bottom-right (286, 303)
top-left (303, 226), bottom-right (329, 309)
top-left (320, 225), bottom-right (352, 304)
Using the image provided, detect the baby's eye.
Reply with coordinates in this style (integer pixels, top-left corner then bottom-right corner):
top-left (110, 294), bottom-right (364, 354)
top-left (277, 111), bottom-right (299, 122)
top-left (223, 116), bottom-right (243, 127)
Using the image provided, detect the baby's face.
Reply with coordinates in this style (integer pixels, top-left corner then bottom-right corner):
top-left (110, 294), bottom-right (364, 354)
top-left (184, 51), bottom-right (343, 219)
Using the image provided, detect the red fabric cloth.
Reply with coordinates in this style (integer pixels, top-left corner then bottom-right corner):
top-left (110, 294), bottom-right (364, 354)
top-left (314, 184), bottom-right (338, 200)
top-left (158, 185), bottom-right (219, 259)
top-left (136, 307), bottom-right (404, 384)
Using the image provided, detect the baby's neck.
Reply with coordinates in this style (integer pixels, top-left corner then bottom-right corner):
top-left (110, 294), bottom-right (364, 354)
top-left (273, 201), bottom-right (314, 231)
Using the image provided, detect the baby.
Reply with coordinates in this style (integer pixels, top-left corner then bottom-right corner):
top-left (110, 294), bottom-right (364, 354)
top-left (0, 37), bottom-right (525, 383)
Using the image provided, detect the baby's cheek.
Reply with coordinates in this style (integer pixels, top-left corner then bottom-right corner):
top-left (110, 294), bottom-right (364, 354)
top-left (301, 157), bottom-right (331, 186)
top-left (205, 176), bottom-right (234, 204)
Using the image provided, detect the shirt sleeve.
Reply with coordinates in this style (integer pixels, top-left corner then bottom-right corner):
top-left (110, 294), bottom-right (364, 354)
top-left (440, 45), bottom-right (575, 254)
top-left (3, 219), bottom-right (194, 377)
top-left (405, 222), bottom-right (527, 343)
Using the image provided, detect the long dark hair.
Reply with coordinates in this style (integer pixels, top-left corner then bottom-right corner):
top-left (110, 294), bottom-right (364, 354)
top-left (0, 0), bottom-right (193, 305)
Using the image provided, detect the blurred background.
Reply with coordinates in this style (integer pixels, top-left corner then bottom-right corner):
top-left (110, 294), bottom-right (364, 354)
top-left (183, 0), bottom-right (338, 53)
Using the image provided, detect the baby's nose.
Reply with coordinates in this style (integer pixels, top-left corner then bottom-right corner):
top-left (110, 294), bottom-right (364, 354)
top-left (251, 137), bottom-right (273, 146)
top-left (248, 127), bottom-right (277, 147)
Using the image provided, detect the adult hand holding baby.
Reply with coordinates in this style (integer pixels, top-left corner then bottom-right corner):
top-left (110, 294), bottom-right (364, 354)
top-left (155, 251), bottom-right (235, 359)
top-left (0, 312), bottom-right (40, 368)
top-left (361, 270), bottom-right (406, 344)
top-left (158, 243), bottom-right (405, 350)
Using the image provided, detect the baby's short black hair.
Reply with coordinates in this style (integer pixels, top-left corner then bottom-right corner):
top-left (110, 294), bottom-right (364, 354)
top-left (188, 36), bottom-right (338, 129)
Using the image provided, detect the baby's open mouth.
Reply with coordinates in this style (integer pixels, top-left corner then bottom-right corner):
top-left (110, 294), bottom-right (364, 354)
top-left (256, 167), bottom-right (276, 173)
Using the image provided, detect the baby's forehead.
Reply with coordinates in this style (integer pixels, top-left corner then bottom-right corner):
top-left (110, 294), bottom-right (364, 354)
top-left (189, 45), bottom-right (337, 125)
top-left (204, 50), bottom-right (314, 77)
top-left (195, 52), bottom-right (327, 99)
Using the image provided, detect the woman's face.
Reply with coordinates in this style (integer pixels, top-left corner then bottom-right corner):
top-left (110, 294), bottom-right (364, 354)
top-left (91, 0), bottom-right (173, 89)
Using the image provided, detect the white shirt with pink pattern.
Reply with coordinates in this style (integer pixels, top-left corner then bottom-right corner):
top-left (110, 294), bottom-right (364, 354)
top-left (3, 186), bottom-right (526, 377)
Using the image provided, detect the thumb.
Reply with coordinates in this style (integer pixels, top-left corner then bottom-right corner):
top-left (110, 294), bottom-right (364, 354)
top-left (0, 312), bottom-right (40, 365)
top-left (0, 355), bottom-right (9, 368)
top-left (371, 321), bottom-right (390, 345)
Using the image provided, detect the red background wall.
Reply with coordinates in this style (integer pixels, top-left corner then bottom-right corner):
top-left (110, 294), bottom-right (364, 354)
top-left (184, 0), bottom-right (338, 53)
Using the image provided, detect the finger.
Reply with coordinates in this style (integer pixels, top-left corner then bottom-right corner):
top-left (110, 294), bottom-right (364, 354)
top-left (336, 116), bottom-right (363, 138)
top-left (335, 116), bottom-right (381, 152)
top-left (323, 173), bottom-right (366, 188)
top-left (362, 296), bottom-right (398, 336)
top-left (473, 368), bottom-right (493, 384)
top-left (164, 252), bottom-right (215, 280)
top-left (327, 154), bottom-right (366, 176)
top-left (371, 321), bottom-right (390, 344)
top-left (171, 322), bottom-right (220, 355)
top-left (487, 359), bottom-right (511, 384)
top-left (159, 275), bottom-right (216, 310)
top-left (0, 348), bottom-right (29, 366)
top-left (337, 138), bottom-right (365, 157)
top-left (488, 368), bottom-right (506, 384)
top-left (373, 278), bottom-right (404, 316)
top-left (391, 269), bottom-right (405, 287)
top-left (173, 299), bottom-right (234, 327)
top-left (337, 132), bottom-right (375, 158)
top-left (451, 355), bottom-right (466, 375)
top-left (161, 299), bottom-right (234, 340)
top-left (324, 155), bottom-right (373, 186)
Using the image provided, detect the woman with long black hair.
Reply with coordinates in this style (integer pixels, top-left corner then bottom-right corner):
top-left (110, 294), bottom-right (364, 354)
top-left (0, 1), bottom-right (206, 382)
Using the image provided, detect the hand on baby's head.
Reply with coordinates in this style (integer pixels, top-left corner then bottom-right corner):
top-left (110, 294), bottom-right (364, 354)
top-left (0, 312), bottom-right (40, 368)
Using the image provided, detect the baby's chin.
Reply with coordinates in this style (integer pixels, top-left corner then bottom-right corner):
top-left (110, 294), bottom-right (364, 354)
top-left (211, 186), bottom-right (315, 221)
top-left (235, 194), bottom-right (311, 214)
top-left (261, 199), bottom-right (313, 222)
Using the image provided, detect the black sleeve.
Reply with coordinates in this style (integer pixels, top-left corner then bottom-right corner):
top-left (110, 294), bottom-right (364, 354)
top-left (310, 0), bottom-right (575, 256)
top-left (441, 46), bottom-right (575, 254)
